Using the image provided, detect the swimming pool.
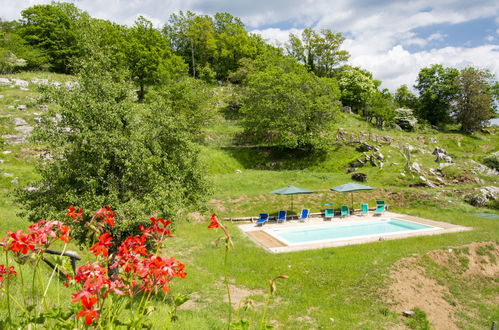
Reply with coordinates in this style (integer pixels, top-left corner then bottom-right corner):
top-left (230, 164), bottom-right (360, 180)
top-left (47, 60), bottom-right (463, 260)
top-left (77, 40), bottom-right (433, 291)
top-left (263, 218), bottom-right (442, 246)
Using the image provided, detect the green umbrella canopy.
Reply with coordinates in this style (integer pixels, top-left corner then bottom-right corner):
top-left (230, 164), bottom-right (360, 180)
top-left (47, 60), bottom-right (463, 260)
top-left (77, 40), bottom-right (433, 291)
top-left (270, 185), bottom-right (314, 211)
top-left (330, 182), bottom-right (375, 211)
top-left (270, 185), bottom-right (315, 195)
top-left (330, 182), bottom-right (374, 193)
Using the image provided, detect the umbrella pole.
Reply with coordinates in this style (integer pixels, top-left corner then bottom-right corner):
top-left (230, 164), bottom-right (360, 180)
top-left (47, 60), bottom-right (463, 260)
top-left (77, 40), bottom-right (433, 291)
top-left (351, 193), bottom-right (354, 214)
top-left (291, 195), bottom-right (294, 212)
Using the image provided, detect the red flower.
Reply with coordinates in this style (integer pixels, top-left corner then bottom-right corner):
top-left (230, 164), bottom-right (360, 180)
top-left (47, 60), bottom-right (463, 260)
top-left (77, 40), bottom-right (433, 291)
top-left (76, 296), bottom-right (99, 325)
top-left (208, 213), bottom-right (220, 229)
top-left (0, 264), bottom-right (17, 287)
top-left (94, 206), bottom-right (116, 227)
top-left (90, 233), bottom-right (113, 257)
top-left (7, 230), bottom-right (35, 254)
top-left (66, 206), bottom-right (83, 219)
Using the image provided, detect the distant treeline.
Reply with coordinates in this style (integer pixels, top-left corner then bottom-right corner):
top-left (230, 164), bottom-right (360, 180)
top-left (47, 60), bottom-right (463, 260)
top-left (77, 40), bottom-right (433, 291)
top-left (1, 1), bottom-right (497, 136)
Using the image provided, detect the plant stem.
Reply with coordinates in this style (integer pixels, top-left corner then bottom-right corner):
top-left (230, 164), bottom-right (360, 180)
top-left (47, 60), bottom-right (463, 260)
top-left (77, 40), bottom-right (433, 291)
top-left (259, 287), bottom-right (272, 330)
top-left (5, 252), bottom-right (11, 324)
top-left (224, 245), bottom-right (232, 329)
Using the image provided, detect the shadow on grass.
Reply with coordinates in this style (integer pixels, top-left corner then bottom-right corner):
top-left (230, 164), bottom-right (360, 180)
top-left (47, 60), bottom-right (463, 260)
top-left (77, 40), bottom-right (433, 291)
top-left (220, 146), bottom-right (328, 170)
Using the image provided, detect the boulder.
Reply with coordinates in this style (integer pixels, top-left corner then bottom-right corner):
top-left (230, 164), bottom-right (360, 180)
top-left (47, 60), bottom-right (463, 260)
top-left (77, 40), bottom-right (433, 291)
top-left (464, 194), bottom-right (488, 207)
top-left (16, 105), bottom-right (27, 111)
top-left (12, 79), bottom-right (28, 87)
top-left (349, 159), bottom-right (365, 168)
top-left (38, 104), bottom-right (48, 111)
top-left (435, 152), bottom-right (452, 163)
top-left (432, 147), bottom-right (447, 155)
top-left (410, 162), bottom-right (423, 174)
top-left (341, 106), bottom-right (353, 114)
top-left (394, 108), bottom-right (418, 131)
top-left (0, 77), bottom-right (10, 85)
top-left (351, 172), bottom-right (367, 182)
top-left (356, 143), bottom-right (376, 152)
top-left (12, 117), bottom-right (27, 126)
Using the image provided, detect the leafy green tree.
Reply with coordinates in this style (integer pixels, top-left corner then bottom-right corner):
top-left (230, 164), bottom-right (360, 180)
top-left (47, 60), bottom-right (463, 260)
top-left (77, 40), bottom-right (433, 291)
top-left (337, 66), bottom-right (379, 112)
top-left (75, 17), bottom-right (128, 70)
top-left (240, 54), bottom-right (341, 150)
top-left (394, 84), bottom-right (419, 110)
top-left (125, 16), bottom-right (187, 101)
top-left (366, 89), bottom-right (395, 128)
top-left (18, 2), bottom-right (87, 73)
top-left (0, 19), bottom-right (48, 72)
top-left (164, 11), bottom-right (216, 80)
top-left (414, 64), bottom-right (459, 126)
top-left (454, 67), bottom-right (496, 132)
top-left (212, 12), bottom-right (267, 81)
top-left (286, 28), bottom-right (350, 77)
top-left (16, 55), bottom-right (209, 239)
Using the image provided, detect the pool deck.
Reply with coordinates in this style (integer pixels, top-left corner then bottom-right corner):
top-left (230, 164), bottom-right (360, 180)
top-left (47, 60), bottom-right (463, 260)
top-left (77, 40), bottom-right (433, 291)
top-left (239, 211), bottom-right (472, 253)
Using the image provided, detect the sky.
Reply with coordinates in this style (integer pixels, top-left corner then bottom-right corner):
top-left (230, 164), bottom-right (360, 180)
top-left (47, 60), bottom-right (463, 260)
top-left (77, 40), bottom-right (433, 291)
top-left (2, 0), bottom-right (498, 92)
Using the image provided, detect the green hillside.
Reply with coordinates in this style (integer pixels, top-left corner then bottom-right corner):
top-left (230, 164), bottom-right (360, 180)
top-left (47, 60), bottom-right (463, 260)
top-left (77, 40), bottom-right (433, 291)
top-left (1, 72), bottom-right (498, 329)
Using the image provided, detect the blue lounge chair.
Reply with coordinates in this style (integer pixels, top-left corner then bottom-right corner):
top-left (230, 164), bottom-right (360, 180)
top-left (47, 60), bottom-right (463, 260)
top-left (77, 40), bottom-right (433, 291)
top-left (340, 205), bottom-right (349, 217)
top-left (374, 204), bottom-right (385, 216)
top-left (376, 200), bottom-right (385, 206)
top-left (324, 208), bottom-right (334, 220)
top-left (361, 203), bottom-right (369, 216)
top-left (256, 213), bottom-right (269, 226)
top-left (298, 209), bottom-right (309, 222)
top-left (277, 210), bottom-right (287, 223)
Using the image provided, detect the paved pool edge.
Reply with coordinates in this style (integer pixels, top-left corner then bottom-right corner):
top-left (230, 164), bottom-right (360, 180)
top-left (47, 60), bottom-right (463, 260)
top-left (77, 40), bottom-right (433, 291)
top-left (238, 211), bottom-right (472, 253)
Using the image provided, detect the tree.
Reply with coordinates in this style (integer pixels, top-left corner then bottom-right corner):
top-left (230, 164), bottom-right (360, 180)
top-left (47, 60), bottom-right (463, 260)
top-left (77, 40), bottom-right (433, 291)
top-left (125, 16), bottom-right (187, 101)
top-left (240, 54), bottom-right (341, 150)
top-left (286, 28), bottom-right (350, 77)
top-left (18, 2), bottom-right (87, 73)
top-left (454, 67), bottom-right (496, 132)
top-left (337, 66), bottom-right (379, 112)
top-left (16, 55), bottom-right (209, 240)
top-left (394, 84), bottom-right (419, 110)
top-left (0, 19), bottom-right (48, 72)
top-left (164, 11), bottom-right (216, 80)
top-left (414, 64), bottom-right (459, 126)
top-left (366, 89), bottom-right (395, 129)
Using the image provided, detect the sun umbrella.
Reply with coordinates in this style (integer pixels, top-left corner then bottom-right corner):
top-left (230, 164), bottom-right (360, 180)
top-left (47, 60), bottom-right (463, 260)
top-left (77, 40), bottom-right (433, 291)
top-left (270, 185), bottom-right (314, 211)
top-left (330, 182), bottom-right (374, 211)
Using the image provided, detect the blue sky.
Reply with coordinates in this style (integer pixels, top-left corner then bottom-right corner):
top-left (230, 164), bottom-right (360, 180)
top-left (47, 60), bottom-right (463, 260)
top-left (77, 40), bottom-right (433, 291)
top-left (1, 0), bottom-right (498, 91)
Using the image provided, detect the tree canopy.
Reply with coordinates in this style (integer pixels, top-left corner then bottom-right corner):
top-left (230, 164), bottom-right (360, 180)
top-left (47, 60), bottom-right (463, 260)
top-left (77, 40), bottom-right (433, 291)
top-left (286, 28), bottom-right (350, 78)
top-left (454, 67), bottom-right (496, 132)
top-left (18, 2), bottom-right (87, 73)
top-left (16, 56), bottom-right (209, 236)
top-left (414, 64), bottom-right (459, 126)
top-left (240, 54), bottom-right (341, 150)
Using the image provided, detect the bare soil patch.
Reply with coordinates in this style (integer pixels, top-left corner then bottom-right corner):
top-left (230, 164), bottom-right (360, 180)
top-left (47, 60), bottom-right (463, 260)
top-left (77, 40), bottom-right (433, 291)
top-left (385, 242), bottom-right (499, 329)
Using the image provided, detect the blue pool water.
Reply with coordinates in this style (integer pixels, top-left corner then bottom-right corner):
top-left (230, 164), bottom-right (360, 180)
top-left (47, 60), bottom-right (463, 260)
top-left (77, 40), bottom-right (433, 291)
top-left (265, 218), bottom-right (438, 245)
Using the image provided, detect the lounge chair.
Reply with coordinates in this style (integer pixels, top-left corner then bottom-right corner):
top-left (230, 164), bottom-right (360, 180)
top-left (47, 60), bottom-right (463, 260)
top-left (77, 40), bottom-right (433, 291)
top-left (340, 205), bottom-right (349, 217)
top-left (256, 213), bottom-right (269, 226)
top-left (374, 204), bottom-right (385, 216)
top-left (298, 209), bottom-right (309, 222)
top-left (277, 210), bottom-right (287, 223)
top-left (324, 208), bottom-right (334, 220)
top-left (361, 203), bottom-right (369, 216)
top-left (376, 200), bottom-right (385, 206)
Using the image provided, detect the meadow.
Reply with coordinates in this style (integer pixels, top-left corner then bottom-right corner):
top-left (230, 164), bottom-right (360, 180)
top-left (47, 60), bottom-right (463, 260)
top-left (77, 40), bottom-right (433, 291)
top-left (0, 72), bottom-right (498, 329)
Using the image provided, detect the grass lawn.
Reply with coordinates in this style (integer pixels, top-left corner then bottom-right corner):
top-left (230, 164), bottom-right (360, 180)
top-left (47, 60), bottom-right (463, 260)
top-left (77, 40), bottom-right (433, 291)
top-left (0, 72), bottom-right (498, 328)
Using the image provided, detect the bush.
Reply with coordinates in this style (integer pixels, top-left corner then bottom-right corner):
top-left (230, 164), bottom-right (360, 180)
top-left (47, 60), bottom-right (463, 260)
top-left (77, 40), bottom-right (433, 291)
top-left (16, 56), bottom-right (209, 243)
top-left (482, 153), bottom-right (499, 171)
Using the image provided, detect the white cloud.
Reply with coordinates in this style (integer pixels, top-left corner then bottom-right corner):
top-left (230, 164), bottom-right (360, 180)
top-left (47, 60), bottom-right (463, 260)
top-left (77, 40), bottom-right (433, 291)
top-left (428, 33), bottom-right (445, 41)
top-left (251, 28), bottom-right (302, 46)
top-left (2, 0), bottom-right (499, 92)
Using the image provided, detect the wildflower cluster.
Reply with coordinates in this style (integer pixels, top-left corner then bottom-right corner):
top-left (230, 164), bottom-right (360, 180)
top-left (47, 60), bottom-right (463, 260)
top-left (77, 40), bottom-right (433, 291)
top-left (66, 209), bottom-right (186, 325)
top-left (4, 220), bottom-right (70, 255)
top-left (0, 265), bottom-right (16, 288)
